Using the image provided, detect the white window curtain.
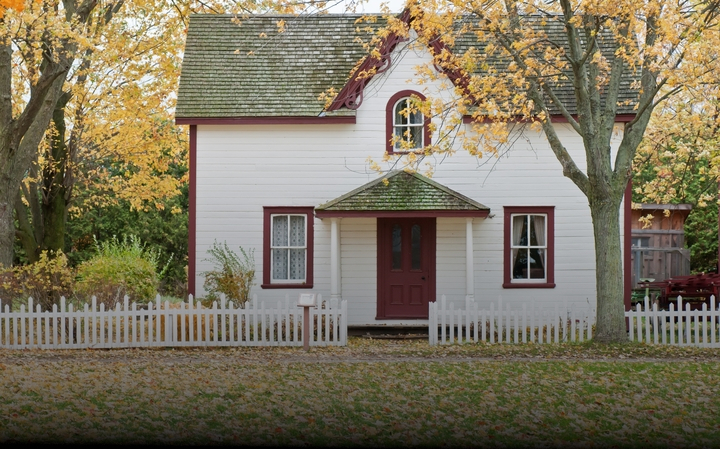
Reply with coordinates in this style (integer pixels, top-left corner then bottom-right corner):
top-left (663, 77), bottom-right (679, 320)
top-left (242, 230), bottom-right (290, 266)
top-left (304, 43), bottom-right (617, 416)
top-left (272, 215), bottom-right (306, 281)
top-left (511, 215), bottom-right (526, 278)
top-left (511, 214), bottom-right (547, 280)
top-left (531, 215), bottom-right (546, 279)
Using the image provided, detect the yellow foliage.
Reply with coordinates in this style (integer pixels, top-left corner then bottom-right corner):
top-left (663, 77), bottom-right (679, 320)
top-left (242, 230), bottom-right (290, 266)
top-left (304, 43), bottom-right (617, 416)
top-left (0, 0), bottom-right (23, 17)
top-left (0, 251), bottom-right (75, 311)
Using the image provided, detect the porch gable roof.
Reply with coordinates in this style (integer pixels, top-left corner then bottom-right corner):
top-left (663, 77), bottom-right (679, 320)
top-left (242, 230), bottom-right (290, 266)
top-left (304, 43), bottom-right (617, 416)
top-left (315, 171), bottom-right (490, 218)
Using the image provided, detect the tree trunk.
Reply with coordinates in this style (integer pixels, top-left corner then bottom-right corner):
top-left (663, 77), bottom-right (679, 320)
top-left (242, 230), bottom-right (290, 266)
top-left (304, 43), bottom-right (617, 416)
top-left (0, 187), bottom-right (15, 268)
top-left (0, 75), bottom-right (66, 267)
top-left (40, 92), bottom-right (71, 255)
top-left (589, 193), bottom-right (628, 342)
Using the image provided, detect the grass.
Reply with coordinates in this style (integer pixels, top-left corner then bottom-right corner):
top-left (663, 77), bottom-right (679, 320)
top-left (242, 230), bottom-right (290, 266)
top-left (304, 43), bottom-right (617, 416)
top-left (2, 338), bottom-right (720, 446)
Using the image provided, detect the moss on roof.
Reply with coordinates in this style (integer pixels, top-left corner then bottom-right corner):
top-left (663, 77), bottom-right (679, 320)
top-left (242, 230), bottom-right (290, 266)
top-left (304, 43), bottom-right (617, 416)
top-left (315, 171), bottom-right (490, 212)
top-left (176, 14), bottom-right (376, 118)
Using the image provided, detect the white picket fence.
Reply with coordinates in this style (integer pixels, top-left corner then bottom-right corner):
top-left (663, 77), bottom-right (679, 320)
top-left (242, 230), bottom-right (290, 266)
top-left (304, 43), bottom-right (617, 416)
top-left (627, 296), bottom-right (720, 347)
top-left (429, 296), bottom-right (595, 345)
top-left (0, 294), bottom-right (347, 349)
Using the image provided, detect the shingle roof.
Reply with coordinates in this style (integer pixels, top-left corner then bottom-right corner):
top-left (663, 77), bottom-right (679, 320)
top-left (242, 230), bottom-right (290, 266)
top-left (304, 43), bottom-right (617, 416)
top-left (451, 15), bottom-right (639, 116)
top-left (315, 171), bottom-right (490, 213)
top-left (176, 13), bottom-right (639, 119)
top-left (176, 14), bottom-right (373, 118)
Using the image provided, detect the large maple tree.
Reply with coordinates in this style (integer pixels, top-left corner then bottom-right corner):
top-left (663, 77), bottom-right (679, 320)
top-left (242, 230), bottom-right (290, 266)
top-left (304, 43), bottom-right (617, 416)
top-left (394, 0), bottom-right (720, 342)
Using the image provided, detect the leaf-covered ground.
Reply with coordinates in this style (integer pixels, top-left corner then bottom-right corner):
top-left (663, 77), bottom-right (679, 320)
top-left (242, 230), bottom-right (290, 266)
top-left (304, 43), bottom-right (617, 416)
top-left (2, 338), bottom-right (720, 447)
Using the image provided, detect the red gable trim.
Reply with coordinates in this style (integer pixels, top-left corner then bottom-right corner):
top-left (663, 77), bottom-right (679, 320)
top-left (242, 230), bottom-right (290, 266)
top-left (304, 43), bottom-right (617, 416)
top-left (175, 116), bottom-right (356, 125)
top-left (326, 9), bottom-right (413, 112)
top-left (462, 114), bottom-right (637, 124)
top-left (326, 9), bottom-right (476, 112)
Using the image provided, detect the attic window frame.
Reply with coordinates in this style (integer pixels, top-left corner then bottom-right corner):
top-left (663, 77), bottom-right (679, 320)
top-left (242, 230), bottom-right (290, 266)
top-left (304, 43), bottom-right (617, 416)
top-left (386, 90), bottom-right (431, 154)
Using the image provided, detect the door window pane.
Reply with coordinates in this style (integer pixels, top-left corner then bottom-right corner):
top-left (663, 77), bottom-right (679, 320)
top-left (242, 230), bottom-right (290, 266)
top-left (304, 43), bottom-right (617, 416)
top-left (411, 224), bottom-right (421, 270)
top-left (392, 224), bottom-right (402, 270)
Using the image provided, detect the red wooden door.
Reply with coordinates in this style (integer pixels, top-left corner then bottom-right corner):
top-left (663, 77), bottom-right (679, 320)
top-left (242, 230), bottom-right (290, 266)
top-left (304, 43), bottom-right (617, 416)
top-left (377, 217), bottom-right (436, 319)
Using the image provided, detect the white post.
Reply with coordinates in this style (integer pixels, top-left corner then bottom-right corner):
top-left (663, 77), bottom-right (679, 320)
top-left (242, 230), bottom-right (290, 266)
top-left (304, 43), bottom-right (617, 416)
top-left (330, 217), bottom-right (342, 301)
top-left (465, 217), bottom-right (474, 301)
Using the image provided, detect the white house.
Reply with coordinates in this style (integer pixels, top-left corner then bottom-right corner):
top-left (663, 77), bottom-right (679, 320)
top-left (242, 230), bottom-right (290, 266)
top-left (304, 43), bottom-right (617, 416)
top-left (175, 12), bottom-right (634, 326)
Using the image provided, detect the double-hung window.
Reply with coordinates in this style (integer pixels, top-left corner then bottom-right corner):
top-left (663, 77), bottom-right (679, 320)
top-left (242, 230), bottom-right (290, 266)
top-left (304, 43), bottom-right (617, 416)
top-left (392, 97), bottom-right (424, 151)
top-left (262, 207), bottom-right (314, 288)
top-left (385, 90), bottom-right (431, 154)
top-left (503, 206), bottom-right (555, 288)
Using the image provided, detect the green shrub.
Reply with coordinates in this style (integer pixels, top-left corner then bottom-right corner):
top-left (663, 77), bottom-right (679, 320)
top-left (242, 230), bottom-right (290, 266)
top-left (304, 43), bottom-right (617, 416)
top-left (202, 241), bottom-right (255, 307)
top-left (76, 235), bottom-right (170, 308)
top-left (0, 251), bottom-right (75, 311)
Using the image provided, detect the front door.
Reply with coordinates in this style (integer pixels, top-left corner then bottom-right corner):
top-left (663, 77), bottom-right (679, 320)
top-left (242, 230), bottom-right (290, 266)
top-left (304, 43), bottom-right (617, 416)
top-left (377, 217), bottom-right (436, 319)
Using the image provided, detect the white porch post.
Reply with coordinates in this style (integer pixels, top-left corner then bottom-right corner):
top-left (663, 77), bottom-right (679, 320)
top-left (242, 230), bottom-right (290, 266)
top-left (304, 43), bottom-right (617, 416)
top-left (466, 217), bottom-right (474, 301)
top-left (330, 217), bottom-right (342, 301)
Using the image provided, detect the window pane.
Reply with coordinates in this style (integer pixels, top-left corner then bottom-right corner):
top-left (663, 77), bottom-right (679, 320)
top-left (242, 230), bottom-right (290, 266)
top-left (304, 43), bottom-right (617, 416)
top-left (392, 225), bottom-right (402, 270)
top-left (512, 215), bottom-right (527, 246)
top-left (530, 215), bottom-right (545, 246)
top-left (272, 248), bottom-right (288, 280)
top-left (394, 126), bottom-right (405, 149)
top-left (512, 248), bottom-right (528, 279)
top-left (410, 125), bottom-right (422, 149)
top-left (411, 224), bottom-right (421, 270)
top-left (272, 216), bottom-right (288, 246)
top-left (289, 249), bottom-right (305, 280)
top-left (409, 108), bottom-right (423, 124)
top-left (529, 248), bottom-right (545, 279)
top-left (289, 215), bottom-right (305, 246)
top-left (394, 99), bottom-right (408, 125)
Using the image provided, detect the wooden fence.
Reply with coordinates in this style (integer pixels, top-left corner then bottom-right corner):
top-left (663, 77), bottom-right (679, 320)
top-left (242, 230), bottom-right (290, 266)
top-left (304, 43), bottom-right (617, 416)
top-left (0, 294), bottom-right (347, 349)
top-left (430, 295), bottom-right (720, 347)
top-left (626, 296), bottom-right (720, 347)
top-left (429, 296), bottom-right (595, 345)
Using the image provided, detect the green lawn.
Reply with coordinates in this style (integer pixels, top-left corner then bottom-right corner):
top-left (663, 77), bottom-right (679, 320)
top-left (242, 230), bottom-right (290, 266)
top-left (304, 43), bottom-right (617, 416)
top-left (2, 338), bottom-right (720, 446)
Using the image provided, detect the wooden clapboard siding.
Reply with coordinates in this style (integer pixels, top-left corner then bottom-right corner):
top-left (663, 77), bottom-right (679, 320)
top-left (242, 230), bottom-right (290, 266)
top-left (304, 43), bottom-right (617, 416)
top-left (340, 219), bottom-right (377, 325)
top-left (193, 37), bottom-right (627, 324)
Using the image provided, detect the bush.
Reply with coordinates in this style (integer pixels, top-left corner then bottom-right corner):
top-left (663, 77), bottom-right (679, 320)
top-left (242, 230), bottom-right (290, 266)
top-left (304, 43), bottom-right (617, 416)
top-left (0, 251), bottom-right (75, 311)
top-left (202, 241), bottom-right (255, 307)
top-left (76, 235), bottom-right (170, 308)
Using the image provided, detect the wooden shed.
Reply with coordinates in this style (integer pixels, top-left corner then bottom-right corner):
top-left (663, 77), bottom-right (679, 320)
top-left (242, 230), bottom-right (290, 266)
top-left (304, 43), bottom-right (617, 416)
top-left (630, 204), bottom-right (692, 289)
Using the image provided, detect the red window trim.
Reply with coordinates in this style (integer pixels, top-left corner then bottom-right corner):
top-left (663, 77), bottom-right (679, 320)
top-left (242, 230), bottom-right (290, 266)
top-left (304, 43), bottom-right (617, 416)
top-left (503, 206), bottom-right (555, 289)
top-left (386, 90), bottom-right (431, 155)
top-left (262, 206), bottom-right (314, 289)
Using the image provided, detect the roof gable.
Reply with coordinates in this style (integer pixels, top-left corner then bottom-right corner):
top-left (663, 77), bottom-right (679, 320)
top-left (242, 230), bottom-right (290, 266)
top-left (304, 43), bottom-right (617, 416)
top-left (315, 171), bottom-right (490, 217)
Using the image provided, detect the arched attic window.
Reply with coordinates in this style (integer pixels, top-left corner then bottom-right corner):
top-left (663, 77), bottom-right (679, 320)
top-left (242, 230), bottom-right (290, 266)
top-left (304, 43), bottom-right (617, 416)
top-left (386, 90), bottom-right (431, 154)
